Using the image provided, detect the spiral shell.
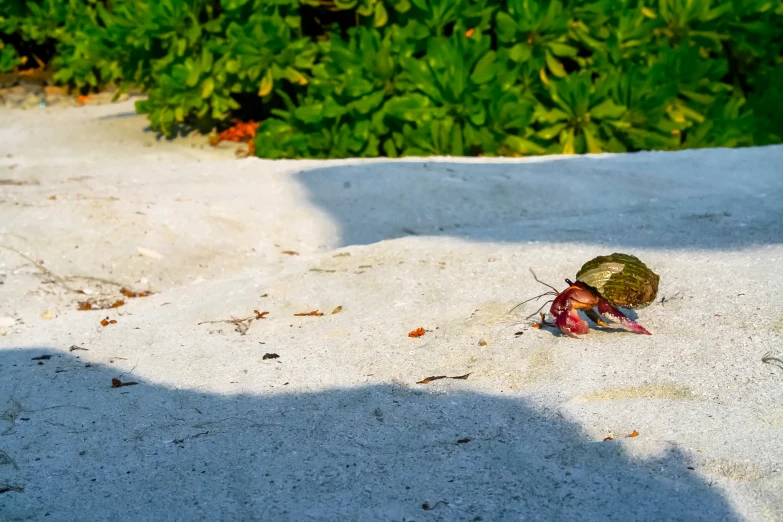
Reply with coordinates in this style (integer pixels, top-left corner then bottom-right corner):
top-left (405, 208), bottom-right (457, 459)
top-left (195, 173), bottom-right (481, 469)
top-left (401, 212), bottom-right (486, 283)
top-left (576, 253), bottom-right (659, 309)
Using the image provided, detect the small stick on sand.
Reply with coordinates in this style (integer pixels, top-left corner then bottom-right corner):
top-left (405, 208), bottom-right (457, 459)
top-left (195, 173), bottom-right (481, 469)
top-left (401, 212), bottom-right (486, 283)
top-left (1, 245), bottom-right (80, 293)
top-left (762, 351), bottom-right (783, 371)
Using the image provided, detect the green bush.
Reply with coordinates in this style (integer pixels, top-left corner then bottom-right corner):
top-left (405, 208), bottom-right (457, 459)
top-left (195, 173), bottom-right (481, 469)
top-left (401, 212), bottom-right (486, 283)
top-left (2, 0), bottom-right (782, 155)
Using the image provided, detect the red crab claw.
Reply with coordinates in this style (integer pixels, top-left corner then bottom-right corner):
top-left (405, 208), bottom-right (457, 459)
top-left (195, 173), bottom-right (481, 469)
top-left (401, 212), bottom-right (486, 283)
top-left (555, 309), bottom-right (590, 338)
top-left (595, 299), bottom-right (652, 335)
top-left (551, 284), bottom-right (599, 338)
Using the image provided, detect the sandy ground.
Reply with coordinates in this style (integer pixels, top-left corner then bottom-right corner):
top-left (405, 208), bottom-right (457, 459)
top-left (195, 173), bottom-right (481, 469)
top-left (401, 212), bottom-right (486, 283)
top-left (0, 100), bottom-right (782, 521)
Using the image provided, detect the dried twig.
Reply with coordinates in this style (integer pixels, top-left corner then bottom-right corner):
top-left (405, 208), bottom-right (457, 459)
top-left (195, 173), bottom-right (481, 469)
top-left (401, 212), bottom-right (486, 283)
top-left (65, 274), bottom-right (125, 287)
top-left (0, 484), bottom-right (24, 494)
top-left (762, 351), bottom-right (783, 371)
top-left (417, 373), bottom-right (471, 384)
top-left (0, 245), bottom-right (80, 293)
top-left (198, 310), bottom-right (269, 335)
top-left (659, 291), bottom-right (682, 306)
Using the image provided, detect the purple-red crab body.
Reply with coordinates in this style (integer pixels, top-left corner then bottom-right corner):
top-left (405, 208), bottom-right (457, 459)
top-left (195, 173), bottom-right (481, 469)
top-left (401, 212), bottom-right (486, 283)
top-left (548, 279), bottom-right (651, 338)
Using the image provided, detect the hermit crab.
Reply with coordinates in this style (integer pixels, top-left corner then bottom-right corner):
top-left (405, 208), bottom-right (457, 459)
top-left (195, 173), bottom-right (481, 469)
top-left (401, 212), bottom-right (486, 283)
top-left (519, 253), bottom-right (659, 338)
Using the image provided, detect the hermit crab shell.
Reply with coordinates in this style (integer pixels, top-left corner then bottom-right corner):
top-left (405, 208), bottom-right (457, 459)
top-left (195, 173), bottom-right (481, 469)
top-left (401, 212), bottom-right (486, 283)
top-left (575, 253), bottom-right (659, 309)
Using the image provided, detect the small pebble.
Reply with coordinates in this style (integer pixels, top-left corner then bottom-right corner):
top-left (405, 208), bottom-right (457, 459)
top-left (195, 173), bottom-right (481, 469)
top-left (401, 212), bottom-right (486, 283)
top-left (0, 317), bottom-right (15, 328)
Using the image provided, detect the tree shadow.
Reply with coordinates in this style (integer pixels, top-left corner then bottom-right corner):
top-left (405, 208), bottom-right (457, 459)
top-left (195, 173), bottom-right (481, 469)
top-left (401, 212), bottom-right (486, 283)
top-left (0, 347), bottom-right (739, 520)
top-left (292, 148), bottom-right (783, 249)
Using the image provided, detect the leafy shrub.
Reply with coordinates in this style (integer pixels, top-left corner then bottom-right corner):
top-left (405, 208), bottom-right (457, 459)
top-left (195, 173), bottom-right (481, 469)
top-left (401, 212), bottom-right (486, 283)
top-left (1, 0), bottom-right (782, 156)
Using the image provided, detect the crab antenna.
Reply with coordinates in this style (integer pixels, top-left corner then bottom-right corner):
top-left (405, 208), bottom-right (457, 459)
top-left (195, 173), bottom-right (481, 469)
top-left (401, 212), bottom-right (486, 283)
top-left (507, 291), bottom-right (557, 315)
top-left (529, 268), bottom-right (561, 293)
top-left (526, 299), bottom-right (554, 319)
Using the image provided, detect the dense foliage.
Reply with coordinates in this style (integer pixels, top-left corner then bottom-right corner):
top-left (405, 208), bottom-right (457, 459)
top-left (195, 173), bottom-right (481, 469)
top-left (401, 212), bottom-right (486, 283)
top-left (2, 0), bottom-right (782, 157)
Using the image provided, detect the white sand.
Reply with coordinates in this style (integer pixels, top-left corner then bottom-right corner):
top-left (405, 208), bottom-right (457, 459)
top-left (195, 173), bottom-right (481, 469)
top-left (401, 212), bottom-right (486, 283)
top-left (0, 100), bottom-right (781, 520)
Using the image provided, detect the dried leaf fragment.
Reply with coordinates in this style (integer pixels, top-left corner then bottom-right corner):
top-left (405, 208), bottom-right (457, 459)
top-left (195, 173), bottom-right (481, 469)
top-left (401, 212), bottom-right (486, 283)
top-left (416, 373), bottom-right (470, 384)
top-left (0, 179), bottom-right (35, 186)
top-left (603, 436), bottom-right (613, 441)
top-left (120, 287), bottom-right (152, 298)
top-left (254, 310), bottom-right (269, 319)
top-left (77, 301), bottom-right (93, 311)
top-left (294, 310), bottom-right (324, 317)
top-left (209, 119), bottom-right (259, 147)
top-left (281, 250), bottom-right (299, 256)
top-left (110, 300), bottom-right (125, 309)
top-left (478, 338), bottom-right (488, 346)
top-left (408, 327), bottom-right (426, 338)
top-left (111, 378), bottom-right (138, 388)
top-left (332, 306), bottom-right (342, 315)
top-left (626, 430), bottom-right (639, 438)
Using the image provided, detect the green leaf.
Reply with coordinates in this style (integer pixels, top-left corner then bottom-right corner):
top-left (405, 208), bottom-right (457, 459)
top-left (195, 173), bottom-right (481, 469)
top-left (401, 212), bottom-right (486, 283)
top-left (582, 125), bottom-right (603, 153)
top-left (201, 49), bottom-right (213, 72)
top-left (562, 128), bottom-right (576, 154)
top-left (548, 43), bottom-right (578, 58)
top-left (688, 31), bottom-right (729, 41)
top-left (374, 2), bottom-right (388, 27)
top-left (537, 122), bottom-right (567, 140)
top-left (471, 51), bottom-right (497, 84)
top-left (469, 105), bottom-right (487, 126)
top-left (186, 62), bottom-right (201, 87)
top-left (391, 0), bottom-right (411, 13)
top-left (201, 78), bottom-right (214, 98)
top-left (258, 69), bottom-right (273, 96)
top-left (383, 94), bottom-right (432, 122)
top-left (350, 90), bottom-right (386, 114)
top-left (383, 138), bottom-right (398, 158)
top-left (680, 90), bottom-right (715, 105)
top-left (508, 43), bottom-right (532, 63)
top-left (545, 52), bottom-right (567, 78)
top-left (590, 99), bottom-right (626, 120)
top-left (537, 107), bottom-right (569, 124)
top-left (295, 103), bottom-right (324, 124)
top-left (495, 12), bottom-right (518, 42)
top-left (504, 136), bottom-right (546, 155)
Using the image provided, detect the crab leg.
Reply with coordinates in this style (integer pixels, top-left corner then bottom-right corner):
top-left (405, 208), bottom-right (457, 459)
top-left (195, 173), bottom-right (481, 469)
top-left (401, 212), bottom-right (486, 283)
top-left (596, 300), bottom-right (651, 335)
top-left (583, 309), bottom-right (610, 327)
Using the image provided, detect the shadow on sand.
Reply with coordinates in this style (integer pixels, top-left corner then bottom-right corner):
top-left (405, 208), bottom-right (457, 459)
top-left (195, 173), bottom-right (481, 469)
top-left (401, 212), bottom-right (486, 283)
top-left (292, 148), bottom-right (783, 250)
top-left (0, 348), bottom-right (738, 520)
